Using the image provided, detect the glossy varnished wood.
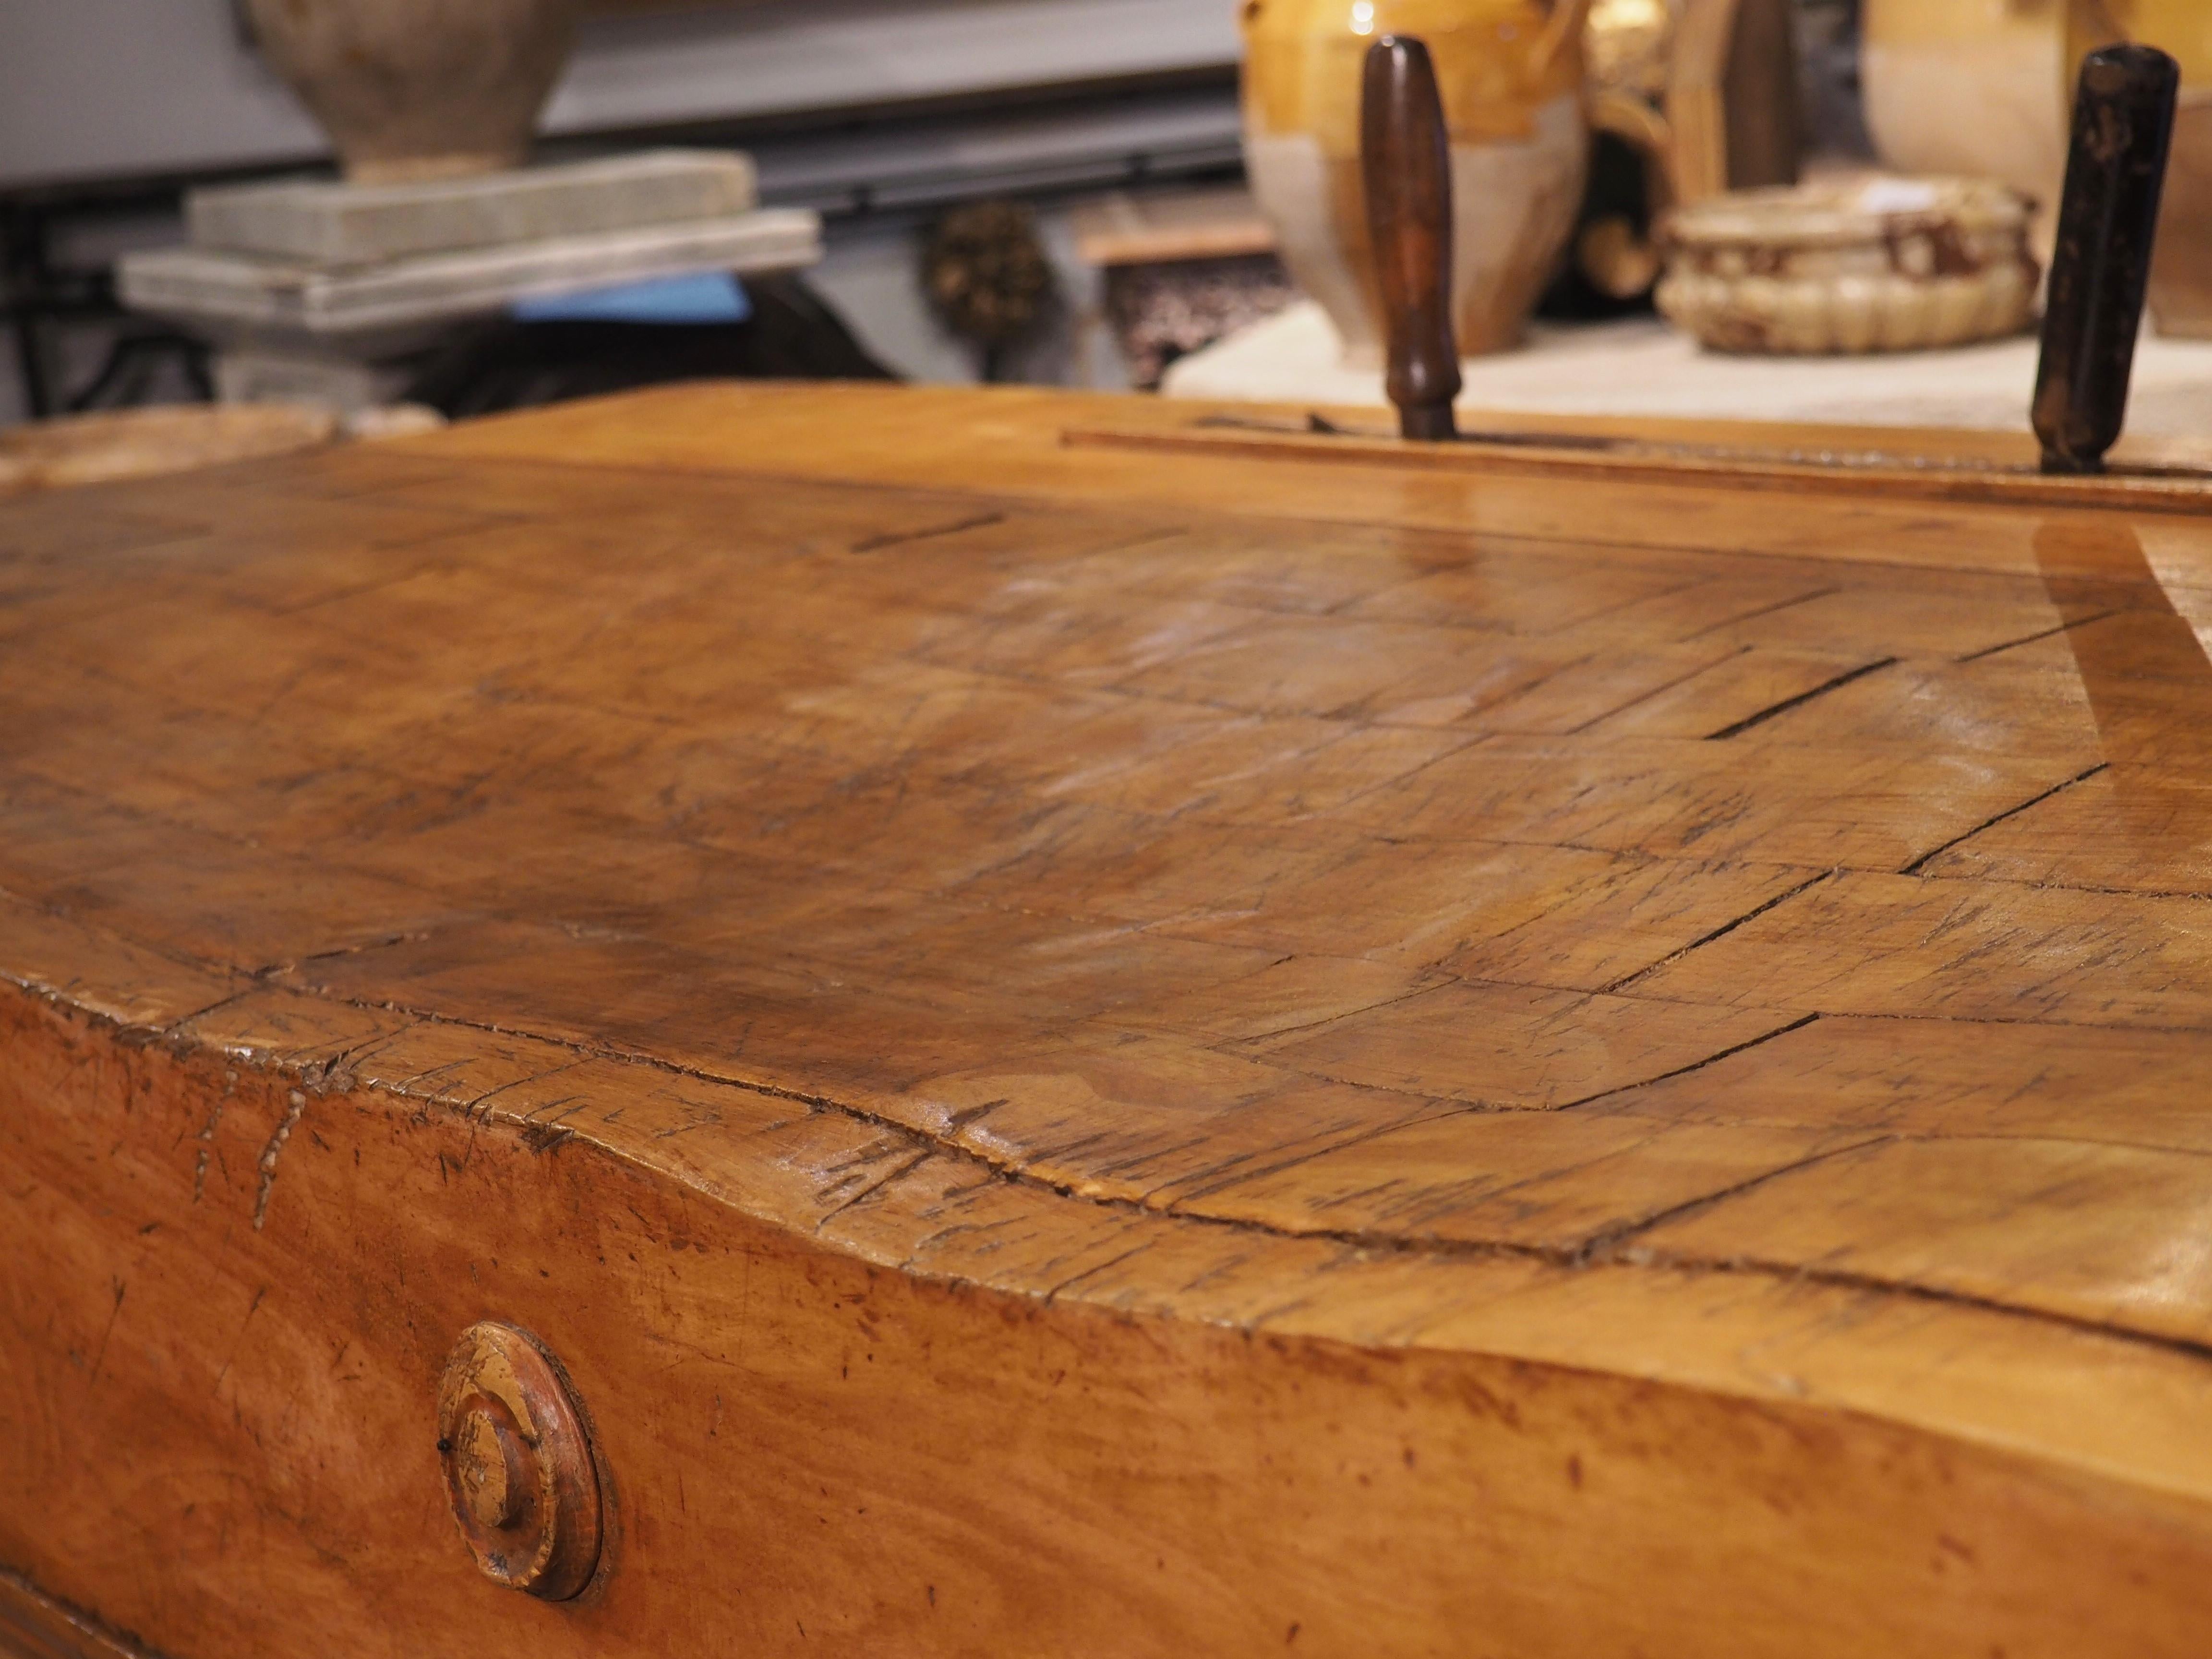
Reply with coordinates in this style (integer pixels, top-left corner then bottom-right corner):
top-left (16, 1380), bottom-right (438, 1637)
top-left (1062, 406), bottom-right (2212, 514)
top-left (1362, 36), bottom-right (1462, 442)
top-left (10, 384), bottom-right (2212, 1656)
top-left (2036, 43), bottom-right (2180, 474)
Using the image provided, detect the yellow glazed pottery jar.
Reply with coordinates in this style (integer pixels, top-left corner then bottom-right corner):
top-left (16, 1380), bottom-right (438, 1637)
top-left (1862, 0), bottom-right (2073, 236)
top-left (2122, 2), bottom-right (2212, 335)
top-left (1863, 2), bottom-right (2212, 267)
top-left (1241, 0), bottom-right (1596, 361)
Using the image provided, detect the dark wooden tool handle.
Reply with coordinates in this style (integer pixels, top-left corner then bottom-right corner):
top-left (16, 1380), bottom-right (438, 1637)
top-left (2032, 42), bottom-right (2180, 475)
top-left (1362, 36), bottom-right (1462, 443)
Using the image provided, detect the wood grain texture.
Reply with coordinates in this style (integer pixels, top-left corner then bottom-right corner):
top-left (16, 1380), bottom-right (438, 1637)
top-left (1063, 411), bottom-right (2212, 515)
top-left (1362, 34), bottom-right (1462, 441)
top-left (0, 1570), bottom-right (154, 1659)
top-left (10, 383), bottom-right (2212, 1655)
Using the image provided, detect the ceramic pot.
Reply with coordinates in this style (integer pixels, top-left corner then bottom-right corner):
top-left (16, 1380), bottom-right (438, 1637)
top-left (2154, 92), bottom-right (2212, 337)
top-left (1657, 177), bottom-right (2040, 353)
top-left (1862, 0), bottom-right (2212, 317)
top-left (1241, 0), bottom-right (1595, 363)
top-left (246, 0), bottom-right (583, 184)
top-left (1861, 0), bottom-right (2073, 245)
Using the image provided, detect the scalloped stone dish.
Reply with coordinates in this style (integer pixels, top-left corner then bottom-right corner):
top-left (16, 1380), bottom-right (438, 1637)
top-left (1657, 176), bottom-right (2040, 354)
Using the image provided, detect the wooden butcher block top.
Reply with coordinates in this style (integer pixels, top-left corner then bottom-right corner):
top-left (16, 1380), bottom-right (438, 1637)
top-left (9, 383), bottom-right (2212, 1659)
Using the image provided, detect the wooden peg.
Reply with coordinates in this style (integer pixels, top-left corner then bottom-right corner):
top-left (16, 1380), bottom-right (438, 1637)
top-left (437, 1321), bottom-right (604, 1600)
top-left (2032, 42), bottom-right (2180, 476)
top-left (1362, 36), bottom-right (1462, 443)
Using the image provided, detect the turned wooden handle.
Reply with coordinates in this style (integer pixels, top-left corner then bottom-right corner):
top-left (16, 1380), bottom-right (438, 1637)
top-left (2033, 42), bottom-right (2180, 475)
top-left (1362, 36), bottom-right (1462, 443)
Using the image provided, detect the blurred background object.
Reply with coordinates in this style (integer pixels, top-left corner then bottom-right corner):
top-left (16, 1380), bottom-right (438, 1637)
top-left (0, 401), bottom-right (335, 496)
top-left (1795, 0), bottom-right (1874, 159)
top-left (1071, 188), bottom-right (1294, 389)
top-left (0, 0), bottom-right (1249, 426)
top-left (242, 0), bottom-right (583, 183)
top-left (5, 0), bottom-right (2212, 449)
top-left (1860, 0), bottom-right (2076, 257)
top-left (922, 200), bottom-right (1058, 382)
top-left (1589, 0), bottom-right (1800, 205)
top-left (2158, 85), bottom-right (2212, 337)
top-left (1576, 0), bottom-right (1802, 304)
top-left (1164, 0), bottom-right (2212, 429)
top-left (1656, 175), bottom-right (2038, 353)
top-left (2130, 3), bottom-right (2212, 338)
top-left (1240, 0), bottom-right (1595, 363)
top-left (406, 273), bottom-right (893, 418)
top-left (1861, 0), bottom-right (2211, 337)
top-left (117, 148), bottom-right (824, 413)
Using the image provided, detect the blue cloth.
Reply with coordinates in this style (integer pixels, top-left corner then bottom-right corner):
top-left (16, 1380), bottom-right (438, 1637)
top-left (511, 271), bottom-right (752, 325)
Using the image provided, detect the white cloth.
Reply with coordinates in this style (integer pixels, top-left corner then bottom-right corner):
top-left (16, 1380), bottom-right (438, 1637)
top-left (1162, 300), bottom-right (2212, 438)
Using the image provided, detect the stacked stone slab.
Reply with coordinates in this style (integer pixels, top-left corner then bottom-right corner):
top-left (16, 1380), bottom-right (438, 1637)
top-left (121, 150), bottom-right (822, 410)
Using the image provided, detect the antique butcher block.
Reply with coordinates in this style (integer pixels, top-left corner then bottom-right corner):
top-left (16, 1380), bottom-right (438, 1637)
top-left (9, 381), bottom-right (2212, 1658)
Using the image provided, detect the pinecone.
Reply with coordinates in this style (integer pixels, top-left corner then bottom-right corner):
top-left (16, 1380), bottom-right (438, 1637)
top-left (922, 200), bottom-right (1056, 349)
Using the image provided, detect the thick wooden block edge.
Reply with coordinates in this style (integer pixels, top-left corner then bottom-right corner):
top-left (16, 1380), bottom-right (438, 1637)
top-left (0, 1570), bottom-right (158, 1659)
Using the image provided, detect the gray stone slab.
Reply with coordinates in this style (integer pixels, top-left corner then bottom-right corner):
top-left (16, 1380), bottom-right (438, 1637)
top-left (120, 208), bottom-right (822, 338)
top-left (187, 149), bottom-right (759, 264)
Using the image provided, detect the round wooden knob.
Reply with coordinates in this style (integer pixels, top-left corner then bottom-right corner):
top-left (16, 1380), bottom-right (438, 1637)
top-left (435, 1322), bottom-right (602, 1600)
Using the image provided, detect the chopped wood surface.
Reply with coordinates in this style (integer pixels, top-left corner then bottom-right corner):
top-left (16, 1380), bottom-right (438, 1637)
top-left (8, 383), bottom-right (2212, 1657)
